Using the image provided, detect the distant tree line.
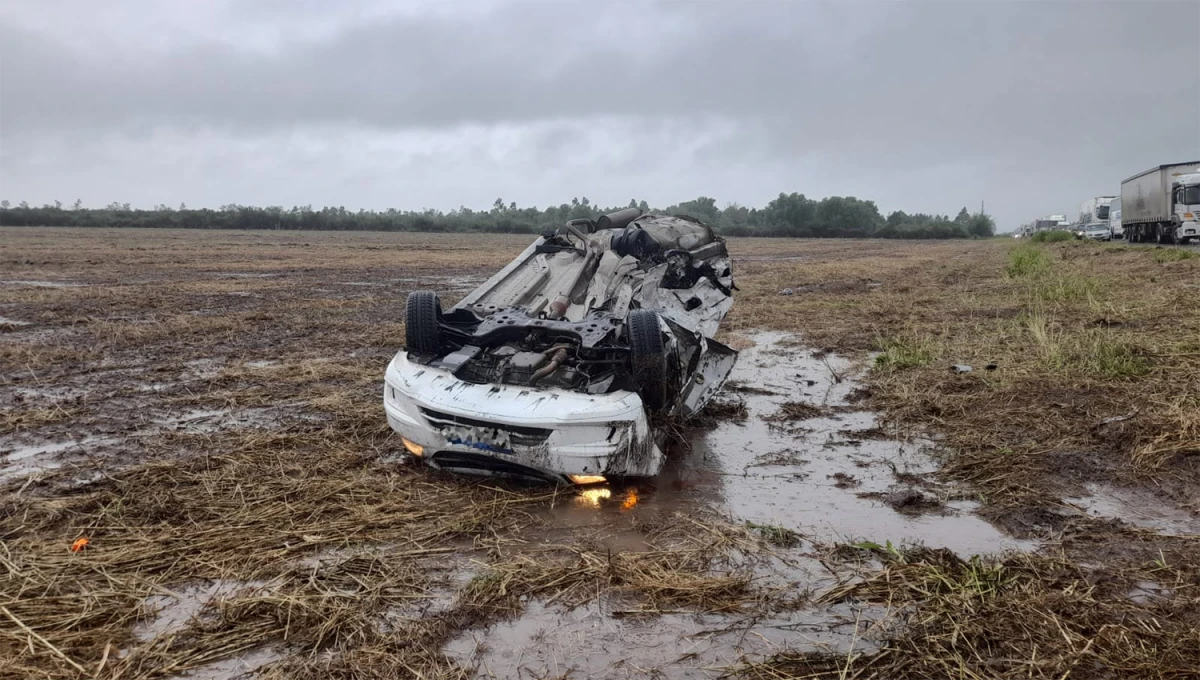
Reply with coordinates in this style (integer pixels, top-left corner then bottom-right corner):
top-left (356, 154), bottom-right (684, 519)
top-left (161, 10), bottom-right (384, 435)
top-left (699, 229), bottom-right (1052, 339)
top-left (0, 195), bottom-right (995, 239)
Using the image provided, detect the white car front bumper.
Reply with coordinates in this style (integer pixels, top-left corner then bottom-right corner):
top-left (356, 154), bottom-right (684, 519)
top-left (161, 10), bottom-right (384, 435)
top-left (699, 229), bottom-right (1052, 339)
top-left (383, 351), bottom-right (663, 483)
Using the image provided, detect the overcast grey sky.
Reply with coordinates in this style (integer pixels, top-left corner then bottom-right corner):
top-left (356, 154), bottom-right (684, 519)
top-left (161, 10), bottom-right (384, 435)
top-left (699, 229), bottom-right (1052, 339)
top-left (2, 0), bottom-right (1198, 230)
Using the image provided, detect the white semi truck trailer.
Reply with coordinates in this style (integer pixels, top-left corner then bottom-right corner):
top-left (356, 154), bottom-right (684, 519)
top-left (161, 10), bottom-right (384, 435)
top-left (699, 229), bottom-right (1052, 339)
top-left (1121, 162), bottom-right (1200, 244)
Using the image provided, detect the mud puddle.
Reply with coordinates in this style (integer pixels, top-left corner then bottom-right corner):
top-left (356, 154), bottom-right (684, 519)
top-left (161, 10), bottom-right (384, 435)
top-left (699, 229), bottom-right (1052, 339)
top-left (0, 279), bottom-right (84, 288)
top-left (0, 315), bottom-right (33, 329)
top-left (554, 332), bottom-right (1025, 556)
top-left (447, 598), bottom-right (884, 679)
top-left (1066, 483), bottom-right (1198, 536)
top-left (171, 648), bottom-right (284, 680)
top-left (134, 580), bottom-right (261, 641)
top-left (182, 357), bottom-right (225, 379)
top-left (1, 405), bottom-right (298, 486)
top-left (129, 581), bottom-right (283, 679)
top-left (151, 407), bottom-right (286, 434)
top-left (0, 436), bottom-right (121, 483)
top-left (450, 332), bottom-right (1024, 677)
top-left (393, 274), bottom-right (484, 292)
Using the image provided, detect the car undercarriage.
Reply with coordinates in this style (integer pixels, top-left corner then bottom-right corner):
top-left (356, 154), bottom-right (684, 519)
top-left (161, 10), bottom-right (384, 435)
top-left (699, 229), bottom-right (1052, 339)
top-left (384, 208), bottom-right (737, 483)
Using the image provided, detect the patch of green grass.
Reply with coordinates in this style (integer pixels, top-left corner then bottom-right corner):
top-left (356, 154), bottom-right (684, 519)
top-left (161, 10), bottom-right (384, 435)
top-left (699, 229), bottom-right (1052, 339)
top-left (1032, 272), bottom-right (1104, 303)
top-left (747, 522), bottom-right (803, 548)
top-left (1006, 244), bottom-right (1052, 277)
top-left (1030, 230), bottom-right (1072, 243)
top-left (1027, 317), bottom-right (1149, 379)
top-left (1072, 337), bottom-right (1151, 379)
top-left (1153, 248), bottom-right (1197, 263)
top-left (1005, 243), bottom-right (1106, 303)
top-left (874, 334), bottom-right (940, 371)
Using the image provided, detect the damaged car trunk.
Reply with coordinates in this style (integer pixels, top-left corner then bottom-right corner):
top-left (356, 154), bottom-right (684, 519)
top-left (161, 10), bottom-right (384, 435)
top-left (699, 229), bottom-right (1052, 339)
top-left (383, 209), bottom-right (737, 484)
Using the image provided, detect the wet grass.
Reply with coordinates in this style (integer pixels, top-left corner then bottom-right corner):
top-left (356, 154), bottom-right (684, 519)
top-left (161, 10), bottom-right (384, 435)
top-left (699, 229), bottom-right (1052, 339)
top-left (740, 540), bottom-right (1200, 679)
top-left (4, 228), bottom-right (1199, 679)
top-left (745, 522), bottom-right (803, 548)
top-left (873, 333), bottom-right (939, 371)
top-left (1005, 243), bottom-right (1052, 277)
top-left (1153, 247), bottom-right (1197, 263)
top-left (1025, 312), bottom-right (1150, 379)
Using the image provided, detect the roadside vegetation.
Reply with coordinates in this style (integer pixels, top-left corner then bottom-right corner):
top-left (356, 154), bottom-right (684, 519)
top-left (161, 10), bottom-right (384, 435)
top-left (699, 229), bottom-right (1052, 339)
top-left (1154, 247), bottom-right (1197, 263)
top-left (0, 197), bottom-right (996, 239)
top-left (1030, 230), bottom-right (1073, 243)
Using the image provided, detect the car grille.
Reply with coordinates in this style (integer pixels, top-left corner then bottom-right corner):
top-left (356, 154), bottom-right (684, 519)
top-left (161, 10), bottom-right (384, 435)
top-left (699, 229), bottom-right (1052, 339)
top-left (429, 451), bottom-right (560, 482)
top-left (419, 408), bottom-right (552, 447)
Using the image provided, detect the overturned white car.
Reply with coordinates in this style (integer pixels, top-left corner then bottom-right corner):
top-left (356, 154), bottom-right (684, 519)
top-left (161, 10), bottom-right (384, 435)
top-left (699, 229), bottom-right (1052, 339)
top-left (383, 209), bottom-right (737, 484)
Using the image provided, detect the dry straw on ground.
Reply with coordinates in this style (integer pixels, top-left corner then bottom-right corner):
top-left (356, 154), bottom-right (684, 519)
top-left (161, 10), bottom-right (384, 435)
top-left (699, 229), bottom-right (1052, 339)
top-left (3, 229), bottom-right (1199, 678)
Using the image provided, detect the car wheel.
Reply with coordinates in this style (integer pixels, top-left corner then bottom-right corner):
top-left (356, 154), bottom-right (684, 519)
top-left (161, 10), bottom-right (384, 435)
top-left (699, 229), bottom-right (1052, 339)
top-left (405, 290), bottom-right (442, 354)
top-left (628, 309), bottom-right (668, 412)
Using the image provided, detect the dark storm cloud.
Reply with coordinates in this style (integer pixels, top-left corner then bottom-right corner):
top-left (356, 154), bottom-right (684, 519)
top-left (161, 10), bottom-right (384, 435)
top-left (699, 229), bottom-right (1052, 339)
top-left (1, 0), bottom-right (1197, 228)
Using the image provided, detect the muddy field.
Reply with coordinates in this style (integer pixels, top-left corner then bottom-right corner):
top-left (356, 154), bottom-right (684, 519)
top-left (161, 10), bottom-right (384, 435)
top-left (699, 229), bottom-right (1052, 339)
top-left (2, 227), bottom-right (1198, 679)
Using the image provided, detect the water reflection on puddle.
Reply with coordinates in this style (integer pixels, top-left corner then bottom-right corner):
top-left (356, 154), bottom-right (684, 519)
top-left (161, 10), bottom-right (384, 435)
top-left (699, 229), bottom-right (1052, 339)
top-left (459, 332), bottom-right (1029, 678)
top-left (550, 331), bottom-right (1026, 557)
top-left (1066, 482), bottom-right (1199, 537)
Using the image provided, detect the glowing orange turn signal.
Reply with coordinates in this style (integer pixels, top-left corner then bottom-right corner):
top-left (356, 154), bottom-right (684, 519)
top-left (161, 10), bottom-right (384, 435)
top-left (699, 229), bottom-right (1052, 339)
top-left (400, 437), bottom-right (424, 457)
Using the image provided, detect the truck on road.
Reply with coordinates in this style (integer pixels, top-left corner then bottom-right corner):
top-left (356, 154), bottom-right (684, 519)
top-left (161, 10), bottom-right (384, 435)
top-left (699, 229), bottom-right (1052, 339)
top-left (1027, 215), bottom-right (1069, 232)
top-left (1108, 197), bottom-right (1123, 240)
top-left (1120, 162), bottom-right (1200, 244)
top-left (1078, 196), bottom-right (1116, 225)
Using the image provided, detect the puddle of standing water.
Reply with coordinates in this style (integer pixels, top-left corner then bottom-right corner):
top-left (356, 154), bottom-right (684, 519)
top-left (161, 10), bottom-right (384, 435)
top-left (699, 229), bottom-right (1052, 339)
top-left (0, 436), bottom-right (120, 483)
top-left (172, 647), bottom-right (283, 680)
top-left (130, 581), bottom-right (282, 680)
top-left (1065, 483), bottom-right (1198, 536)
top-left (665, 332), bottom-right (1023, 554)
top-left (0, 315), bottom-right (33, 328)
top-left (1, 407), bottom-right (296, 485)
top-left (134, 580), bottom-right (257, 641)
top-left (0, 280), bottom-right (84, 288)
top-left (548, 331), bottom-right (1026, 557)
top-left (393, 275), bottom-right (484, 292)
top-left (451, 332), bottom-right (1026, 678)
top-left (446, 599), bottom-right (884, 680)
top-left (182, 357), bottom-right (224, 379)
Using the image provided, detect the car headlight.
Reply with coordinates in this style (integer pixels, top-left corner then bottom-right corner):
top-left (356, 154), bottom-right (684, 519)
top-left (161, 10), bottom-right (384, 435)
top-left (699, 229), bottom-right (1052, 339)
top-left (401, 437), bottom-right (424, 457)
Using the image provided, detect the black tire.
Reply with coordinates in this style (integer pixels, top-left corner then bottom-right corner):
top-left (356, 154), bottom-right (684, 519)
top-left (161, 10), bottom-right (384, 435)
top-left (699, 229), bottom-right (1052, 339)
top-left (405, 291), bottom-right (442, 354)
top-left (627, 309), bottom-right (668, 412)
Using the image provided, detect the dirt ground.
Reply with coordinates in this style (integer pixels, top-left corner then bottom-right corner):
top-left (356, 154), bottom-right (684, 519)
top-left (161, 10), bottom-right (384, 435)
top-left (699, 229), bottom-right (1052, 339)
top-left (2, 227), bottom-right (1198, 679)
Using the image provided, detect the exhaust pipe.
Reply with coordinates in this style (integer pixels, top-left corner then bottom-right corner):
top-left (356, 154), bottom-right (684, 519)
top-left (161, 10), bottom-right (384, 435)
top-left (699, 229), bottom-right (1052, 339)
top-left (529, 347), bottom-right (568, 385)
top-left (595, 208), bottom-right (642, 231)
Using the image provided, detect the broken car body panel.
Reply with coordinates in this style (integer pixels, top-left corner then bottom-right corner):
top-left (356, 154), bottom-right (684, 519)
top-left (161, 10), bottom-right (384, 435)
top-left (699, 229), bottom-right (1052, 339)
top-left (383, 210), bottom-right (736, 483)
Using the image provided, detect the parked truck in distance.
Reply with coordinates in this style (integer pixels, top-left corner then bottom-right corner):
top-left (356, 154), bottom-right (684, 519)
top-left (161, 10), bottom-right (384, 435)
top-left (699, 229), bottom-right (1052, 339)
top-left (1108, 197), bottom-right (1123, 240)
top-left (1078, 196), bottom-right (1115, 225)
top-left (1121, 162), bottom-right (1200, 244)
